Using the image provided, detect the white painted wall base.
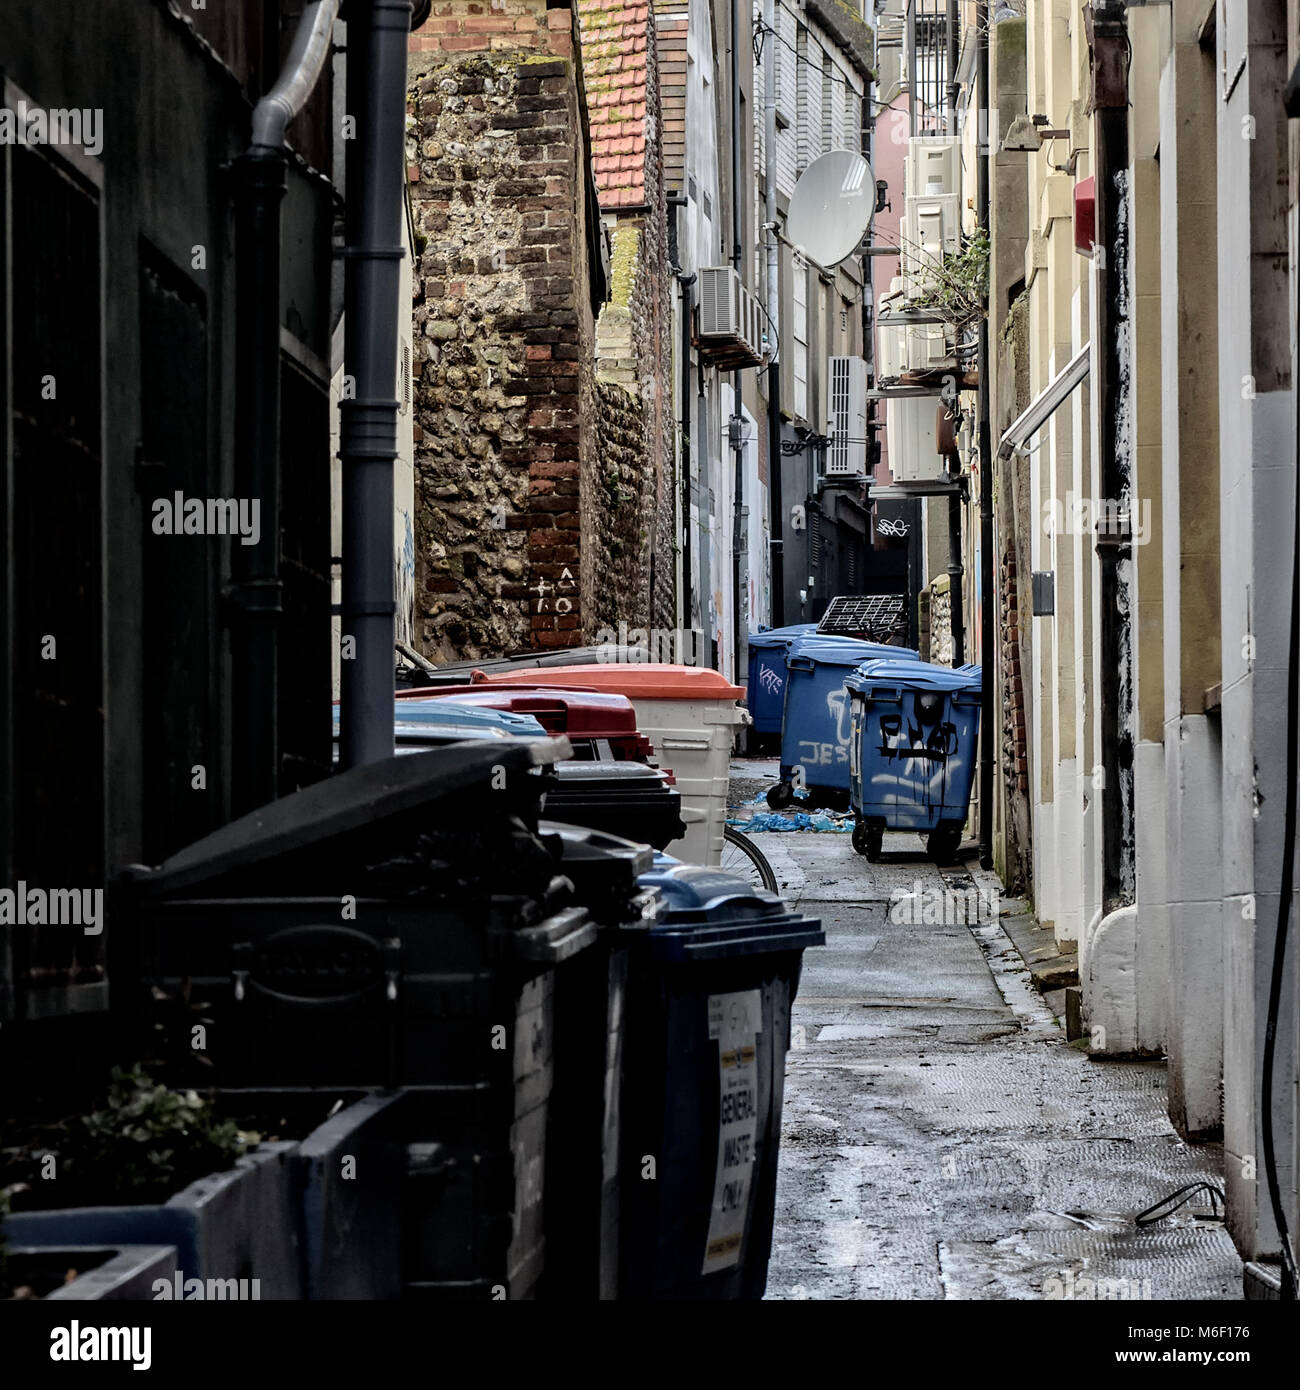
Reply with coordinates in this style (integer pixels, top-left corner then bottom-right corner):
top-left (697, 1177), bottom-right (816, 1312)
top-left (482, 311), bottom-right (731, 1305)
top-left (1085, 904), bottom-right (1138, 1055)
top-left (1054, 759), bottom-right (1082, 943)
top-left (1133, 739), bottom-right (1168, 1054)
top-left (1163, 714), bottom-right (1223, 1136)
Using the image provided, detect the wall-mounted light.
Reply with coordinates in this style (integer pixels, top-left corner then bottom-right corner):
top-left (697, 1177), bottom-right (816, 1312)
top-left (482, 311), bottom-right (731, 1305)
top-left (1000, 113), bottom-right (1078, 175)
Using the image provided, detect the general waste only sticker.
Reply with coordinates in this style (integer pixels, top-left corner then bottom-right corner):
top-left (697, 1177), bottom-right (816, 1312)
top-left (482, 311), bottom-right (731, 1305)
top-left (703, 989), bottom-right (762, 1273)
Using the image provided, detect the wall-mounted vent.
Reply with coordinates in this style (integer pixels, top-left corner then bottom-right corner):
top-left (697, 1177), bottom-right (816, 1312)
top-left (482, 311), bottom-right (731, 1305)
top-left (826, 355), bottom-right (868, 476)
top-left (697, 266), bottom-right (764, 367)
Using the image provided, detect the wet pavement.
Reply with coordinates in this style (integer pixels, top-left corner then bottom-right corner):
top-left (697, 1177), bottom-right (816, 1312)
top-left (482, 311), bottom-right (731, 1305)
top-left (731, 761), bottom-right (1243, 1302)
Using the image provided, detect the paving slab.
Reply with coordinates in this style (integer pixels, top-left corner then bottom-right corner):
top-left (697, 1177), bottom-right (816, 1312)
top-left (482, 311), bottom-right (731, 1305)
top-left (757, 796), bottom-right (1241, 1303)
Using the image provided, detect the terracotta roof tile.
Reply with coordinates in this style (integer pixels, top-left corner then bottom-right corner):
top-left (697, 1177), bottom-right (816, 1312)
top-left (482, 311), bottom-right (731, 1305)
top-left (577, 0), bottom-right (652, 207)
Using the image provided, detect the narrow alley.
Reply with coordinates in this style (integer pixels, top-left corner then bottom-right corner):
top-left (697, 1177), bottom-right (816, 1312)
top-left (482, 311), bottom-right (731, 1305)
top-left (731, 761), bottom-right (1242, 1302)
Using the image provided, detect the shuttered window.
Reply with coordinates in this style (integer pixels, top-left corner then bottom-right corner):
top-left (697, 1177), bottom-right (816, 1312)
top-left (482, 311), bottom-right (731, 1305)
top-left (793, 256), bottom-right (808, 419)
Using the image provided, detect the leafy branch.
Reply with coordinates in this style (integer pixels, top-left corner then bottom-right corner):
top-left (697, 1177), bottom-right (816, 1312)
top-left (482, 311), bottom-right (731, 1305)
top-left (906, 229), bottom-right (990, 327)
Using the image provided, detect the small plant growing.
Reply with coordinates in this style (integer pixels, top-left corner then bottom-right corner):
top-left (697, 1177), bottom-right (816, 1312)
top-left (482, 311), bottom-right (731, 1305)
top-left (907, 229), bottom-right (991, 328)
top-left (3, 1065), bottom-right (259, 1212)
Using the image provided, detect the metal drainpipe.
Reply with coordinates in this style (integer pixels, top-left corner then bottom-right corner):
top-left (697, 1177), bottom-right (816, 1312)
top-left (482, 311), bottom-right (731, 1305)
top-left (669, 190), bottom-right (695, 647)
top-left (947, 0), bottom-right (964, 668)
top-left (977, 0), bottom-right (995, 868)
top-left (731, 0), bottom-right (747, 684)
top-left (948, 484), bottom-right (965, 664)
top-left (947, 0), bottom-right (959, 125)
top-left (1091, 0), bottom-right (1135, 911)
top-left (338, 0), bottom-right (410, 770)
top-left (231, 0), bottom-right (340, 815)
top-left (764, 0), bottom-right (784, 628)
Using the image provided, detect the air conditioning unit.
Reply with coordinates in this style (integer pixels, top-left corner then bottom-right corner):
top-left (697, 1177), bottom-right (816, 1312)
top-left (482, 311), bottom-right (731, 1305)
top-left (905, 136), bottom-right (961, 198)
top-left (902, 195), bottom-right (961, 290)
top-left (878, 313), bottom-right (954, 379)
top-left (698, 266), bottom-right (763, 363)
top-left (825, 356), bottom-right (868, 477)
top-left (877, 316), bottom-right (906, 383)
top-left (906, 322), bottom-right (956, 373)
top-left (887, 396), bottom-right (944, 482)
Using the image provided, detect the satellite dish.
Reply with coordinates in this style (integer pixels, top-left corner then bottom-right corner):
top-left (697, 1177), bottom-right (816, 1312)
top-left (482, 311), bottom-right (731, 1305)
top-left (786, 150), bottom-right (875, 268)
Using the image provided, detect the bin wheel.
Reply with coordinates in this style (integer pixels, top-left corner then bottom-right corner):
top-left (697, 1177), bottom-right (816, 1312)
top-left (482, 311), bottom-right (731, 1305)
top-left (767, 781), bottom-right (795, 810)
top-left (853, 822), bottom-right (883, 861)
top-left (927, 827), bottom-right (962, 865)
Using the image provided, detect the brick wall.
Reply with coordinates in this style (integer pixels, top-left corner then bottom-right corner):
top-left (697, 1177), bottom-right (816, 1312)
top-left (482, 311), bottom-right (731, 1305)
top-left (408, 1), bottom-right (600, 659)
top-left (928, 575), bottom-right (953, 666)
top-left (579, 0), bottom-right (675, 633)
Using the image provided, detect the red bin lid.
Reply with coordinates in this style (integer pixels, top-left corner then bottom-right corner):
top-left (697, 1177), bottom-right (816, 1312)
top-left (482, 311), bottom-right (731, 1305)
top-left (396, 681), bottom-right (640, 738)
top-left (471, 663), bottom-right (744, 701)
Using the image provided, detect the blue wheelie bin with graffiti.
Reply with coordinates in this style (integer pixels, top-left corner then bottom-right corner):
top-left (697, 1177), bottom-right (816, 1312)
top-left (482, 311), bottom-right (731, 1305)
top-left (844, 658), bottom-right (982, 864)
top-left (746, 624), bottom-right (817, 743)
top-left (767, 634), bottom-right (917, 812)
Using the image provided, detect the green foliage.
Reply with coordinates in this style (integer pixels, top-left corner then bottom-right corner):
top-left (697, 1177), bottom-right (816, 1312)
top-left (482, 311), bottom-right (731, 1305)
top-left (908, 229), bottom-right (991, 327)
top-left (4, 1066), bottom-right (259, 1211)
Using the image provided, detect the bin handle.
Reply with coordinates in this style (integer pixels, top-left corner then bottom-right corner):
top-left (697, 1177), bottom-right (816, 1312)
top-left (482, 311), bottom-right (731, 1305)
top-left (867, 686), bottom-right (903, 703)
top-left (513, 906), bottom-right (597, 963)
top-left (787, 655), bottom-right (815, 671)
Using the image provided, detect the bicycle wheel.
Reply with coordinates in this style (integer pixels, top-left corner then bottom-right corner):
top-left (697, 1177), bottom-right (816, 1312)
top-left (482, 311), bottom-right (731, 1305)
top-left (721, 824), bottom-right (779, 893)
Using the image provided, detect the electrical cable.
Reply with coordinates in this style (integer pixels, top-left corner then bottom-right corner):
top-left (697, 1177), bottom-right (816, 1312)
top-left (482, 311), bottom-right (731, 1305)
top-left (1262, 63), bottom-right (1300, 1303)
top-left (1134, 1182), bottom-right (1225, 1229)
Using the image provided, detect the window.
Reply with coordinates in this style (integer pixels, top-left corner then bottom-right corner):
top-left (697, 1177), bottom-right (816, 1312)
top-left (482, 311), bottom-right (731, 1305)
top-left (2, 114), bottom-right (106, 1018)
top-left (793, 255), bottom-right (808, 419)
top-left (821, 52), bottom-right (834, 151)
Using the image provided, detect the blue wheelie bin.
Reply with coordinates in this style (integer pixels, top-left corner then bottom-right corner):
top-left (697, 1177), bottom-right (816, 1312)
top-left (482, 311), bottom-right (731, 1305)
top-left (768, 634), bottom-right (918, 812)
top-left (617, 864), bottom-right (823, 1299)
top-left (844, 658), bottom-right (982, 864)
top-left (746, 624), bottom-right (817, 741)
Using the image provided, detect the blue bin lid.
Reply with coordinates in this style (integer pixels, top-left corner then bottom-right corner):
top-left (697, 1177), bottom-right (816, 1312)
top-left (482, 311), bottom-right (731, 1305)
top-left (747, 622), bottom-right (818, 650)
top-left (333, 699), bottom-right (549, 744)
top-left (634, 863), bottom-right (824, 961)
top-left (845, 658), bottom-right (983, 695)
top-left (787, 633), bottom-right (919, 667)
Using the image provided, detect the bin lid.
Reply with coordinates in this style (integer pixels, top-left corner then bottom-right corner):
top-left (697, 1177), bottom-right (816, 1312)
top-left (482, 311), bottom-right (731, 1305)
top-left (331, 699), bottom-right (547, 746)
top-left (419, 645), bottom-right (652, 682)
top-left (388, 698), bottom-right (547, 740)
top-left (395, 684), bottom-right (640, 739)
top-left (474, 663), bottom-right (744, 701)
top-left (537, 821), bottom-right (659, 911)
top-left (634, 863), bottom-right (825, 960)
top-left (552, 760), bottom-right (670, 788)
top-left (747, 623), bottom-right (819, 650)
top-left (845, 658), bottom-right (983, 694)
top-left (133, 739), bottom-right (570, 896)
top-left (787, 634), bottom-right (920, 667)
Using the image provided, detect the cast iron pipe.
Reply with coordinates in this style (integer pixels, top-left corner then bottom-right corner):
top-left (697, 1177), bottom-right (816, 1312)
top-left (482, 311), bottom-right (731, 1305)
top-left (731, 0), bottom-right (747, 682)
top-left (338, 0), bottom-right (410, 769)
top-left (1092, 0), bottom-right (1135, 910)
top-left (948, 489), bottom-right (965, 664)
top-left (764, 0), bottom-right (785, 628)
top-left (977, 0), bottom-right (994, 868)
top-left (231, 0), bottom-right (340, 814)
